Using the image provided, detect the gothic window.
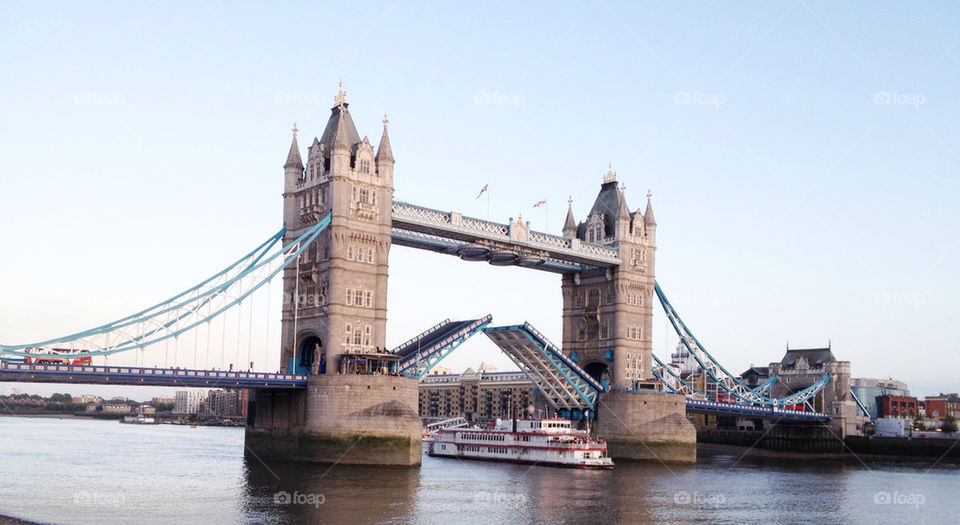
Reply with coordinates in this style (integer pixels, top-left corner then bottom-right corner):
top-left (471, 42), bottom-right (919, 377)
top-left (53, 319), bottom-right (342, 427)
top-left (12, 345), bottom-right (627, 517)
top-left (353, 327), bottom-right (362, 345)
top-left (345, 289), bottom-right (354, 305)
top-left (363, 291), bottom-right (373, 308)
top-left (363, 325), bottom-right (372, 347)
top-left (575, 291), bottom-right (584, 308)
top-left (601, 322), bottom-right (609, 339)
top-left (367, 247), bottom-right (375, 264)
top-left (345, 323), bottom-right (352, 345)
top-left (346, 245), bottom-right (354, 261)
top-left (587, 289), bottom-right (600, 307)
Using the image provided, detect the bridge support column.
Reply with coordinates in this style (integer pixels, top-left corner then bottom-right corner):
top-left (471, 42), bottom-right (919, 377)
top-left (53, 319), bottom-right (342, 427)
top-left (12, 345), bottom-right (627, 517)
top-left (246, 375), bottom-right (422, 466)
top-left (595, 392), bottom-right (696, 464)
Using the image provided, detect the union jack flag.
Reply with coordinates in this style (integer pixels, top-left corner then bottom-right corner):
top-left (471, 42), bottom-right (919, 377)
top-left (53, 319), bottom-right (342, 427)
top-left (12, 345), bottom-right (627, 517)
top-left (476, 184), bottom-right (488, 199)
top-left (533, 199), bottom-right (547, 208)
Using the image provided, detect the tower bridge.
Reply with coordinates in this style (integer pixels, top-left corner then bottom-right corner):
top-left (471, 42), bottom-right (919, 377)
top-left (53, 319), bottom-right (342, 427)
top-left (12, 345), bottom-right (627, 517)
top-left (0, 85), bottom-right (845, 467)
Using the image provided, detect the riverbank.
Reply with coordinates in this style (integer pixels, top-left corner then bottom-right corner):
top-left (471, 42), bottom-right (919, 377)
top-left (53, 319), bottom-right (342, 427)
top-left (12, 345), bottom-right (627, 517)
top-left (0, 413), bottom-right (244, 426)
top-left (0, 514), bottom-right (40, 524)
top-left (698, 442), bottom-right (960, 467)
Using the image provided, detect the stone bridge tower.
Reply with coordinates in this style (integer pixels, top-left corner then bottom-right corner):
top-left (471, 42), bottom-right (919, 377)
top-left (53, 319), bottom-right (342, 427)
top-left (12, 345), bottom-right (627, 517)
top-left (279, 85), bottom-right (394, 375)
top-left (247, 86), bottom-right (421, 468)
top-left (560, 167), bottom-right (657, 391)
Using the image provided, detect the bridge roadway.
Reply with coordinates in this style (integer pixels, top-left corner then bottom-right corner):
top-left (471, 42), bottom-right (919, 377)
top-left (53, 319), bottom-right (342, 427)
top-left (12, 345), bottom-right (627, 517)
top-left (0, 362), bottom-right (305, 389)
top-left (0, 363), bottom-right (829, 422)
top-left (684, 398), bottom-right (829, 422)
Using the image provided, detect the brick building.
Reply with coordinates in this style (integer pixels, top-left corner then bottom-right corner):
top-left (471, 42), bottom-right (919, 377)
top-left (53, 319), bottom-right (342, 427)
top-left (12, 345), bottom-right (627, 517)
top-left (877, 394), bottom-right (918, 419)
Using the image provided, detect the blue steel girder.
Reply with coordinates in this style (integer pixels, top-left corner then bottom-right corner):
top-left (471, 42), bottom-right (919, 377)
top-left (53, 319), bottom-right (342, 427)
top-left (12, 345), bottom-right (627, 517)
top-left (654, 281), bottom-right (832, 406)
top-left (1, 212), bottom-right (333, 360)
top-left (397, 316), bottom-right (492, 378)
top-left (483, 323), bottom-right (603, 412)
top-left (650, 353), bottom-right (706, 397)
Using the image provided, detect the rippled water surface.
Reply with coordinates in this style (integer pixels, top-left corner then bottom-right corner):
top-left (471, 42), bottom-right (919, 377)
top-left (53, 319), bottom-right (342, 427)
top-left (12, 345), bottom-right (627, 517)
top-left (0, 416), bottom-right (957, 524)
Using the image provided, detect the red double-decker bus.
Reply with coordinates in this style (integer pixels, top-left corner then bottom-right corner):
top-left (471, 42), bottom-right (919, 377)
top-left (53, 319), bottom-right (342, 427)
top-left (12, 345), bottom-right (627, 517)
top-left (24, 347), bottom-right (92, 366)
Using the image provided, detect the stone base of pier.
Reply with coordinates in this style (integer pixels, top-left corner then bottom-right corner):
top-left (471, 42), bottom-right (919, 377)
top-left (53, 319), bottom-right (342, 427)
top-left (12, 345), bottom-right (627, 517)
top-left (595, 392), bottom-right (697, 464)
top-left (245, 374), bottom-right (422, 467)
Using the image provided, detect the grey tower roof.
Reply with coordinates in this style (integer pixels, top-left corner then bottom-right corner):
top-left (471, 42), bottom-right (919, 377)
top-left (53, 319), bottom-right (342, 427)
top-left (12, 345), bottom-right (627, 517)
top-left (778, 347), bottom-right (836, 367)
top-left (320, 104), bottom-right (361, 150)
top-left (585, 180), bottom-right (631, 237)
top-left (284, 128), bottom-right (303, 169)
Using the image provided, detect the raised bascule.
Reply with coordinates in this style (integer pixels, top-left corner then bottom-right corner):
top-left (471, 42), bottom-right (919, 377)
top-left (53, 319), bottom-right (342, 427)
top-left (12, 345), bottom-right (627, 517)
top-left (0, 85), bottom-right (845, 467)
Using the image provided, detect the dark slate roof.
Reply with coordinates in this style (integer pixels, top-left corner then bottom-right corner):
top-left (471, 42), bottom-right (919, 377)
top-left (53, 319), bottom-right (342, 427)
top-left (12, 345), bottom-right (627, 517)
top-left (779, 348), bottom-right (836, 367)
top-left (319, 104), bottom-right (361, 149)
top-left (740, 366), bottom-right (771, 378)
top-left (585, 180), bottom-right (631, 236)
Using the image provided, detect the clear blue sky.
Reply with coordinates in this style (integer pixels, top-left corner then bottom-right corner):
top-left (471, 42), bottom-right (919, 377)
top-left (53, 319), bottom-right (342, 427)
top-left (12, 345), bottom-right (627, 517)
top-left (1, 1), bottom-right (957, 401)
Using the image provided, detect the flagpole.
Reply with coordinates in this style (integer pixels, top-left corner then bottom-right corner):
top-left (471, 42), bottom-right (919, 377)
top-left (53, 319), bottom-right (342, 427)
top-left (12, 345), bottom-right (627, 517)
top-left (486, 189), bottom-right (490, 220)
top-left (545, 200), bottom-right (549, 232)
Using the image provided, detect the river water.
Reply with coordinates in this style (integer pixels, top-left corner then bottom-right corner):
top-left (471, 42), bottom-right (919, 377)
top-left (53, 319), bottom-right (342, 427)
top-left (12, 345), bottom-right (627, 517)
top-left (0, 416), bottom-right (956, 524)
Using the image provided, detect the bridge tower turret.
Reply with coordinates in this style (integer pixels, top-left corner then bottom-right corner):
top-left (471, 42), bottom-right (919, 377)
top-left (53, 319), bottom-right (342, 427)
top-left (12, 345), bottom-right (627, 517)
top-left (561, 166), bottom-right (657, 391)
top-left (278, 84), bottom-right (393, 376)
top-left (250, 85), bottom-right (420, 467)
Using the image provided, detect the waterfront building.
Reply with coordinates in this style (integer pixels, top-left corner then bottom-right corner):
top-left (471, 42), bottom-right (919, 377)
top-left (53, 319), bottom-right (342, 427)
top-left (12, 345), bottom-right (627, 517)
top-left (739, 366), bottom-right (772, 389)
top-left (418, 368), bottom-right (549, 422)
top-left (877, 395), bottom-right (918, 419)
top-left (924, 393), bottom-right (960, 419)
top-left (202, 389), bottom-right (243, 417)
top-left (851, 378), bottom-right (910, 420)
top-left (151, 396), bottom-right (175, 406)
top-left (72, 395), bottom-right (103, 405)
top-left (173, 390), bottom-right (207, 415)
top-left (101, 403), bottom-right (132, 414)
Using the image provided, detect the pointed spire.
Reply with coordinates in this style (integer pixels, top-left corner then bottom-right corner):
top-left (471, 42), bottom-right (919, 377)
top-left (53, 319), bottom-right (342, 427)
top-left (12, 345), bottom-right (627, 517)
top-left (333, 79), bottom-right (347, 109)
top-left (284, 123), bottom-right (303, 169)
top-left (644, 190), bottom-right (656, 225)
top-left (376, 113), bottom-right (394, 163)
top-left (617, 186), bottom-right (630, 218)
top-left (563, 196), bottom-right (577, 237)
top-left (603, 162), bottom-right (617, 184)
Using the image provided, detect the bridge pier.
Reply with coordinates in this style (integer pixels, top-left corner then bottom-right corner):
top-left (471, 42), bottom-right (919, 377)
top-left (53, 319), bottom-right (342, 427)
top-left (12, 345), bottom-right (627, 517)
top-left (595, 392), bottom-right (696, 464)
top-left (246, 375), bottom-right (422, 466)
